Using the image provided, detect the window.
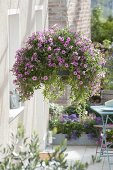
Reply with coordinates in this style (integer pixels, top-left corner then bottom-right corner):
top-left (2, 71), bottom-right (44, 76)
top-left (8, 9), bottom-right (20, 110)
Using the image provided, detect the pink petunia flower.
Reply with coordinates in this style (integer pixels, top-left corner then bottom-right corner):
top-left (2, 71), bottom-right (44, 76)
top-left (43, 76), bottom-right (48, 80)
top-left (47, 46), bottom-right (51, 51)
top-left (73, 71), bottom-right (77, 75)
top-left (77, 75), bottom-right (80, 79)
top-left (79, 81), bottom-right (83, 85)
top-left (25, 72), bottom-right (29, 75)
top-left (65, 63), bottom-right (69, 68)
top-left (23, 78), bottom-right (26, 81)
top-left (48, 55), bottom-right (52, 59)
top-left (62, 50), bottom-right (66, 54)
top-left (32, 76), bottom-right (37, 81)
top-left (84, 64), bottom-right (87, 68)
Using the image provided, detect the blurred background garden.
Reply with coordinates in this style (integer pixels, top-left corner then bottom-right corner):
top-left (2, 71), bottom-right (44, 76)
top-left (48, 0), bottom-right (113, 147)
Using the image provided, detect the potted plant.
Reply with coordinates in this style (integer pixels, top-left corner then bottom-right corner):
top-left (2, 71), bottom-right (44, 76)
top-left (12, 26), bottom-right (105, 108)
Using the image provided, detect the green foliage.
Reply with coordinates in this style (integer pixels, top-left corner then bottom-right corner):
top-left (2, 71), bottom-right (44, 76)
top-left (101, 20), bottom-right (113, 42)
top-left (49, 112), bottom-right (100, 140)
top-left (49, 118), bottom-right (84, 139)
top-left (91, 7), bottom-right (113, 43)
top-left (83, 119), bottom-right (99, 138)
top-left (63, 104), bottom-right (87, 115)
top-left (96, 40), bottom-right (113, 90)
top-left (106, 129), bottom-right (113, 142)
top-left (63, 122), bottom-right (84, 139)
top-left (92, 0), bottom-right (113, 19)
top-left (63, 105), bottom-right (78, 115)
top-left (16, 121), bottom-right (25, 139)
top-left (0, 132), bottom-right (88, 170)
top-left (91, 7), bottom-right (103, 43)
top-left (0, 133), bottom-right (40, 170)
top-left (103, 39), bottom-right (112, 49)
top-left (103, 44), bottom-right (113, 90)
top-left (70, 161), bottom-right (88, 170)
top-left (49, 103), bottom-right (64, 119)
top-left (49, 119), bottom-right (63, 134)
top-left (103, 60), bottom-right (113, 90)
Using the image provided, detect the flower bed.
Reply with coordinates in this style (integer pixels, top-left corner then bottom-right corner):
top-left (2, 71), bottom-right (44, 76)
top-left (49, 111), bottom-right (102, 145)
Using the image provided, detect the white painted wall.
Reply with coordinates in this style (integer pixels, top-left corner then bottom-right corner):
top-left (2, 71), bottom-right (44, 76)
top-left (8, 11), bottom-right (19, 91)
top-left (0, 0), bottom-right (9, 146)
top-left (0, 0), bottom-right (49, 150)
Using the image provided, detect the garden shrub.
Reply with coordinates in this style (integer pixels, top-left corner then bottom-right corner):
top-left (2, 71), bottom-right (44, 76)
top-left (0, 131), bottom-right (89, 170)
top-left (91, 7), bottom-right (113, 43)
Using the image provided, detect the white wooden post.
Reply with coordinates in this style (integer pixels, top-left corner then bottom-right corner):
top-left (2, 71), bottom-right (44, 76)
top-left (23, 88), bottom-right (49, 151)
top-left (24, 0), bottom-right (49, 150)
top-left (33, 89), bottom-right (49, 150)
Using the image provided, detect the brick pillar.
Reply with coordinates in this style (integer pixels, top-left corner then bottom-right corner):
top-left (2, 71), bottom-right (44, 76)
top-left (48, 0), bottom-right (91, 105)
top-left (48, 0), bottom-right (91, 36)
top-left (67, 0), bottom-right (91, 36)
top-left (48, 0), bottom-right (68, 28)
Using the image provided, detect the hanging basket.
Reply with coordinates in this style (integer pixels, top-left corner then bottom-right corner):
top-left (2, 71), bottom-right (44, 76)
top-left (12, 26), bottom-right (106, 105)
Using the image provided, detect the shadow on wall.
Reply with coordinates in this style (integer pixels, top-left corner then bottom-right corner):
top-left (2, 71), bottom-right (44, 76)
top-left (0, 44), bottom-right (8, 124)
top-left (22, 0), bottom-right (35, 44)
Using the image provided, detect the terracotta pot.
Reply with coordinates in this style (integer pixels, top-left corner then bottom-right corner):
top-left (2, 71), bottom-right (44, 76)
top-left (39, 152), bottom-right (53, 160)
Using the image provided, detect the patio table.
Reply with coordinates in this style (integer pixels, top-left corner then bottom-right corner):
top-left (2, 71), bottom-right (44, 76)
top-left (90, 105), bottom-right (113, 170)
